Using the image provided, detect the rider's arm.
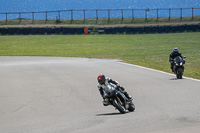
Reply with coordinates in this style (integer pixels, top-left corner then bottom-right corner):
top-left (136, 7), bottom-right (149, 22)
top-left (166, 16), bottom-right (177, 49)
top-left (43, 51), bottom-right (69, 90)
top-left (179, 52), bottom-right (183, 58)
top-left (98, 85), bottom-right (104, 98)
top-left (107, 78), bottom-right (125, 92)
top-left (107, 78), bottom-right (119, 86)
top-left (169, 53), bottom-right (172, 62)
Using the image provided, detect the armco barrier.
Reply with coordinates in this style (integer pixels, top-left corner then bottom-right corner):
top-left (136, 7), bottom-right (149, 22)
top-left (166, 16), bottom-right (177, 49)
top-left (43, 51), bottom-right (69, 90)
top-left (0, 23), bottom-right (199, 35)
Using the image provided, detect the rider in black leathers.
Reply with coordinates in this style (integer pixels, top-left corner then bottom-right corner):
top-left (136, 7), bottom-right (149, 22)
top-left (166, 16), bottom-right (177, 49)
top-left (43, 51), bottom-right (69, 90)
top-left (97, 74), bottom-right (132, 106)
top-left (169, 47), bottom-right (183, 72)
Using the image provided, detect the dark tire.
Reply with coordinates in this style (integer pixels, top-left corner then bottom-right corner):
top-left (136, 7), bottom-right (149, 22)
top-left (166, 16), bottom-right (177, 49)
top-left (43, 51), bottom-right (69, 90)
top-left (113, 99), bottom-right (126, 114)
top-left (178, 68), bottom-right (183, 79)
top-left (128, 102), bottom-right (135, 112)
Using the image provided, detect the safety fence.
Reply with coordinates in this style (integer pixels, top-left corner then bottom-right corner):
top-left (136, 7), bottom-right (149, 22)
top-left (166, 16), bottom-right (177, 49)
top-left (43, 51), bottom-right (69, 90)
top-left (0, 8), bottom-right (200, 25)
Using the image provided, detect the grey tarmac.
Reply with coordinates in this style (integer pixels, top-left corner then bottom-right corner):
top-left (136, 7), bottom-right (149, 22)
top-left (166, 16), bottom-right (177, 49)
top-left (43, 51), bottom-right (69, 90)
top-left (0, 56), bottom-right (200, 133)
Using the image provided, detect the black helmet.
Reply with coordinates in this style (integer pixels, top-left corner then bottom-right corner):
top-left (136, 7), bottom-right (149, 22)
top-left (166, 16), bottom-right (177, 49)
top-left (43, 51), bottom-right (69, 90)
top-left (97, 74), bottom-right (106, 85)
top-left (173, 47), bottom-right (178, 53)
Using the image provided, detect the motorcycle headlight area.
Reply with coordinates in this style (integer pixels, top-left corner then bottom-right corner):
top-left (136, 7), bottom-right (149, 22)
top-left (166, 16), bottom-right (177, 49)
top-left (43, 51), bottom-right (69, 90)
top-left (180, 62), bottom-right (183, 66)
top-left (176, 63), bottom-right (178, 66)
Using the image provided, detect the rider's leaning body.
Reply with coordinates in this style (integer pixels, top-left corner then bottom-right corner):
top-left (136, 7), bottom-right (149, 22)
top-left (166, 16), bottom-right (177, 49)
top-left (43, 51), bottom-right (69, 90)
top-left (169, 47), bottom-right (183, 72)
top-left (97, 74), bottom-right (132, 106)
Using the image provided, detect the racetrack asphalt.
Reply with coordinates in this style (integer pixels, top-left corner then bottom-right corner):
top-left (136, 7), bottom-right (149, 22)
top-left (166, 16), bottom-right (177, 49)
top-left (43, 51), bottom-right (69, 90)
top-left (0, 56), bottom-right (200, 133)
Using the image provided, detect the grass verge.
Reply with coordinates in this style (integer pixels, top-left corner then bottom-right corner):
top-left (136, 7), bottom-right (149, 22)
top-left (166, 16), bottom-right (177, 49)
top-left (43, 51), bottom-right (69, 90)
top-left (0, 32), bottom-right (199, 79)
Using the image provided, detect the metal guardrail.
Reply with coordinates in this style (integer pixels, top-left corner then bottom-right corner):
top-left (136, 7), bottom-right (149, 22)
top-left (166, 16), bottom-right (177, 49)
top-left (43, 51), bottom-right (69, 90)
top-left (0, 8), bottom-right (200, 24)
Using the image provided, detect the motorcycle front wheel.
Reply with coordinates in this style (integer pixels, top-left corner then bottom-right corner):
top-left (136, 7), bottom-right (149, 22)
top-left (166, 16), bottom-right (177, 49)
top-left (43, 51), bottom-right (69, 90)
top-left (177, 68), bottom-right (183, 79)
top-left (113, 98), bottom-right (126, 114)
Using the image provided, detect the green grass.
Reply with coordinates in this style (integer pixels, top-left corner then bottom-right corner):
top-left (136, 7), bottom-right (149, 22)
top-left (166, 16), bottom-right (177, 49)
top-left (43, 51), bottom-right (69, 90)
top-left (0, 32), bottom-right (200, 79)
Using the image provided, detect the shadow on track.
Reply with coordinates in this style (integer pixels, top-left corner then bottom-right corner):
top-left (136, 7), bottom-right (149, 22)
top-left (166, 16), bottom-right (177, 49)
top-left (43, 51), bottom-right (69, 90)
top-left (169, 78), bottom-right (178, 80)
top-left (96, 112), bottom-right (128, 116)
top-left (169, 78), bottom-right (185, 80)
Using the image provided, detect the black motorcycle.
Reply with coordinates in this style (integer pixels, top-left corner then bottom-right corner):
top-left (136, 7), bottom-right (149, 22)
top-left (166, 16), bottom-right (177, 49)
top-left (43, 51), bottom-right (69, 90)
top-left (104, 84), bottom-right (135, 114)
top-left (172, 56), bottom-right (186, 79)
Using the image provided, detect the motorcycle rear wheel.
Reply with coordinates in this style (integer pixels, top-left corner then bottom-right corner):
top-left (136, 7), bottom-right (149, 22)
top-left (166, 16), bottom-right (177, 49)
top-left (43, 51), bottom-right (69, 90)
top-left (128, 102), bottom-right (135, 112)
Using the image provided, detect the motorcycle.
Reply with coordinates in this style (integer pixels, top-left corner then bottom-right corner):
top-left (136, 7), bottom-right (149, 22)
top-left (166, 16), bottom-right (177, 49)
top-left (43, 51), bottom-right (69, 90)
top-left (103, 84), bottom-right (135, 114)
top-left (172, 56), bottom-right (186, 79)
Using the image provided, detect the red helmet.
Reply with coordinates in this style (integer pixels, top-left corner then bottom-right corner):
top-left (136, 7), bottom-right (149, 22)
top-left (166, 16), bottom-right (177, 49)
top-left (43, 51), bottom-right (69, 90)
top-left (97, 74), bottom-right (106, 85)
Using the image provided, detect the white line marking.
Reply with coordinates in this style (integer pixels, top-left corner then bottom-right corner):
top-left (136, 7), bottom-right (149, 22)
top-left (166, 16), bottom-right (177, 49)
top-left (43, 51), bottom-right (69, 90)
top-left (117, 61), bottom-right (200, 82)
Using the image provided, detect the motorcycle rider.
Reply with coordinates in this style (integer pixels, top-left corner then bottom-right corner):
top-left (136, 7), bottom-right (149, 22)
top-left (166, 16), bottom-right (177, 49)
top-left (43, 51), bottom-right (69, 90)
top-left (97, 74), bottom-right (132, 106)
top-left (169, 47), bottom-right (183, 72)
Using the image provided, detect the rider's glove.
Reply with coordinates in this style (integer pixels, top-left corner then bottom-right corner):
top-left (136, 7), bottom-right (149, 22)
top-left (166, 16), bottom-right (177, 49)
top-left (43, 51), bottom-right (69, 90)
top-left (116, 84), bottom-right (120, 88)
top-left (120, 86), bottom-right (125, 91)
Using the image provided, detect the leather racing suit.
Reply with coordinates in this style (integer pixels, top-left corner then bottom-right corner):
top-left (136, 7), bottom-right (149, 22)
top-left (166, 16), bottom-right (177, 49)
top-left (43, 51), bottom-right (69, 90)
top-left (97, 77), bottom-right (132, 106)
top-left (169, 51), bottom-right (183, 71)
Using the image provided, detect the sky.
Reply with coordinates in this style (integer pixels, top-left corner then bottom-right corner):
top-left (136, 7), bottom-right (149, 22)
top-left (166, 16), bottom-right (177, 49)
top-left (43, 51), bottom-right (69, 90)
top-left (0, 0), bottom-right (199, 20)
top-left (0, 0), bottom-right (200, 13)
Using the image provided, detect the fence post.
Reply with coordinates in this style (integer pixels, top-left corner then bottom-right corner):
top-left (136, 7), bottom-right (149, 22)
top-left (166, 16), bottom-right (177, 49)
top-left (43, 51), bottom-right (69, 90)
top-left (19, 12), bottom-right (21, 23)
top-left (121, 9), bottom-right (123, 24)
top-left (180, 8), bottom-right (182, 21)
top-left (96, 9), bottom-right (98, 24)
top-left (145, 9), bottom-right (147, 22)
top-left (45, 11), bottom-right (47, 23)
top-left (132, 9), bottom-right (134, 22)
top-left (84, 10), bottom-right (85, 23)
top-left (6, 13), bottom-right (7, 24)
top-left (157, 8), bottom-right (159, 22)
top-left (108, 9), bottom-right (110, 24)
top-left (58, 11), bottom-right (60, 21)
top-left (71, 10), bottom-right (73, 23)
top-left (192, 8), bottom-right (193, 21)
top-left (32, 12), bottom-right (34, 23)
top-left (169, 8), bottom-right (171, 22)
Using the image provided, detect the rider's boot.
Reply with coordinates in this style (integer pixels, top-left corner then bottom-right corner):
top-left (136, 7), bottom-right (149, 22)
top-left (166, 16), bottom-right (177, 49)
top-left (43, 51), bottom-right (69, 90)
top-left (103, 98), bottom-right (110, 106)
top-left (170, 63), bottom-right (174, 72)
top-left (170, 66), bottom-right (174, 72)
